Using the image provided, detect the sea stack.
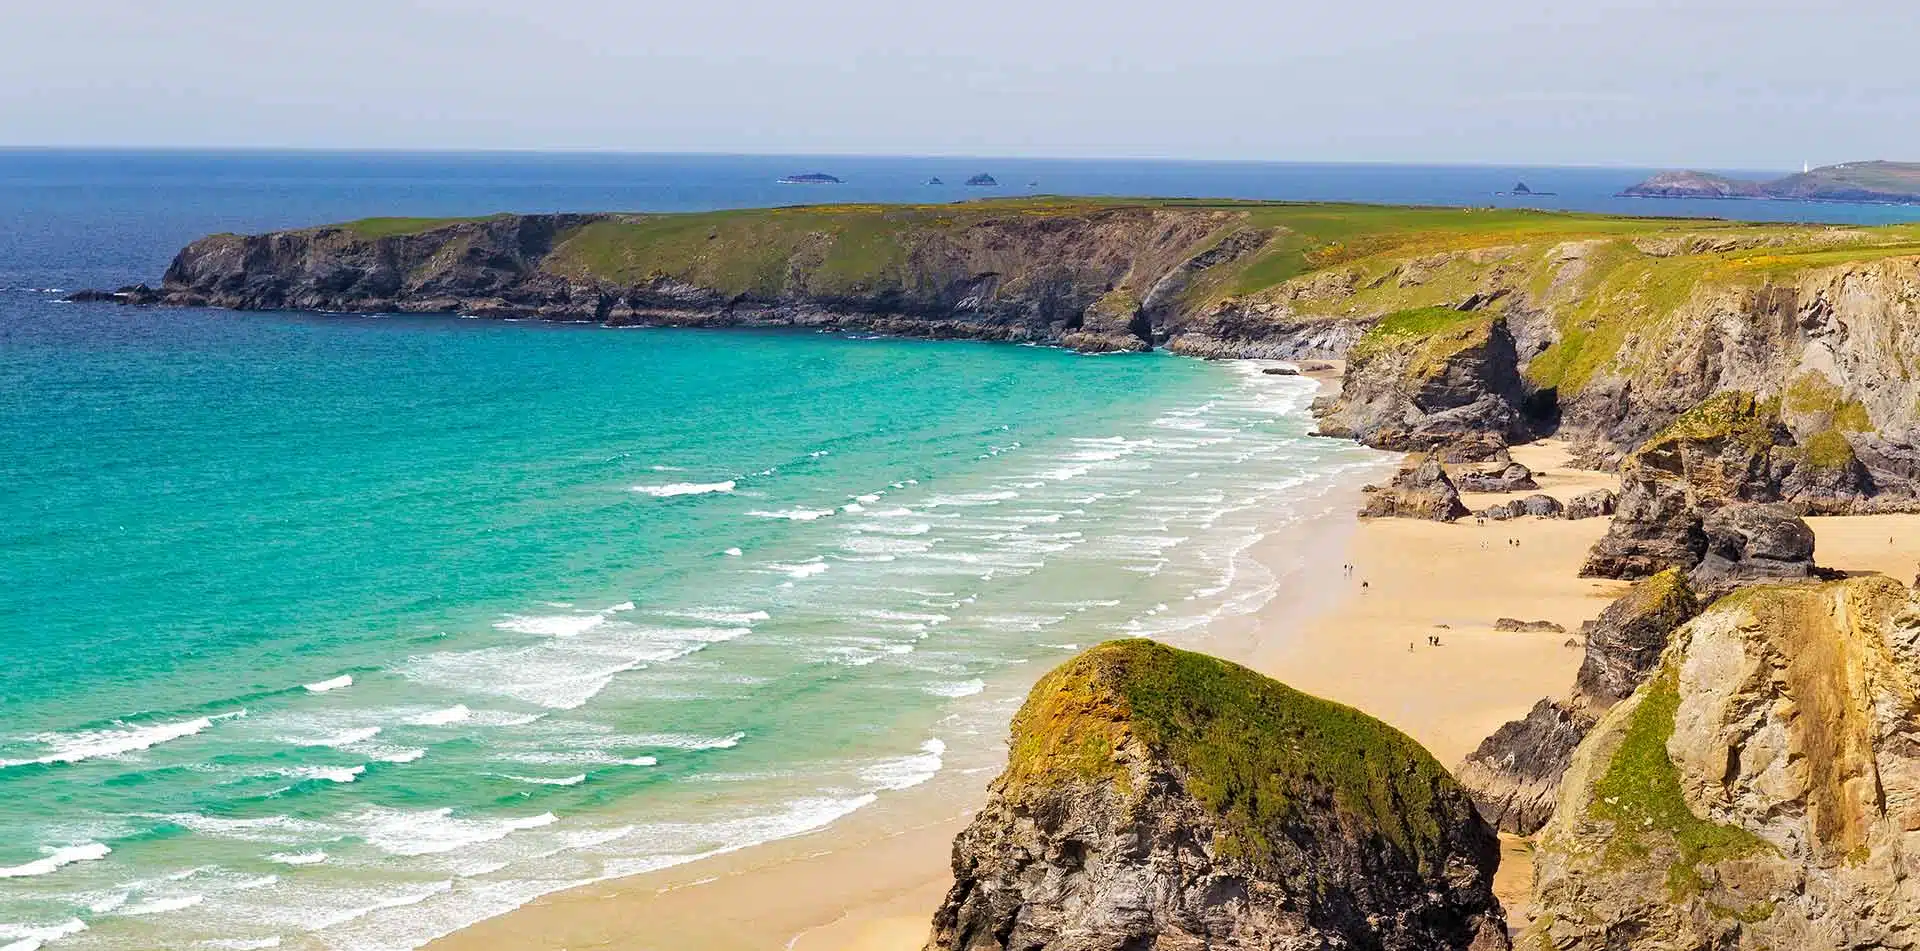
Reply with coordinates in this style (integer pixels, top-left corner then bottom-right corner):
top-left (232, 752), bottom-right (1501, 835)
top-left (965, 173), bottom-right (998, 187)
top-left (928, 639), bottom-right (1510, 951)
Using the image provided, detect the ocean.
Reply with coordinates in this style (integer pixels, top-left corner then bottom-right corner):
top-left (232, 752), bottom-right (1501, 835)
top-left (3, 151), bottom-right (1915, 951)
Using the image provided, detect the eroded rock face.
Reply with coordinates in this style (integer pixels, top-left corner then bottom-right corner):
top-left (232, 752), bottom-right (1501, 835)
top-left (1529, 577), bottom-right (1920, 951)
top-left (1458, 461), bottom-right (1538, 493)
top-left (1317, 314), bottom-right (1537, 460)
top-left (1562, 488), bottom-right (1618, 520)
top-left (1457, 699), bottom-right (1594, 836)
top-left (930, 640), bottom-right (1510, 951)
top-left (1359, 454), bottom-right (1469, 521)
top-left (1581, 392), bottom-right (1787, 580)
top-left (1459, 572), bottom-right (1699, 835)
top-left (1572, 568), bottom-right (1701, 708)
top-left (1687, 503), bottom-right (1817, 598)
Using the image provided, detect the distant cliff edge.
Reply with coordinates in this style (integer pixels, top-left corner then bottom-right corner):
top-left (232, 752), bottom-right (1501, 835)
top-left (1621, 160), bottom-right (1920, 205)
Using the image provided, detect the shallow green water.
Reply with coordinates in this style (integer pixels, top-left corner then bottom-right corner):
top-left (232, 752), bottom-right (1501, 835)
top-left (0, 305), bottom-right (1386, 949)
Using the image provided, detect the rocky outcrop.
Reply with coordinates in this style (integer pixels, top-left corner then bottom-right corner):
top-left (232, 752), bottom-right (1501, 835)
top-left (1479, 494), bottom-right (1564, 520)
top-left (1561, 488), bottom-right (1617, 520)
top-left (1571, 568), bottom-right (1701, 708)
top-left (1317, 311), bottom-right (1538, 460)
top-left (1529, 577), bottom-right (1920, 951)
top-left (1687, 503), bottom-right (1817, 598)
top-left (1459, 571), bottom-right (1700, 835)
top-left (1581, 393), bottom-right (1801, 580)
top-left (1457, 699), bottom-right (1594, 837)
top-left (1359, 454), bottom-right (1469, 521)
top-left (930, 639), bottom-right (1509, 951)
top-left (1458, 461), bottom-right (1537, 493)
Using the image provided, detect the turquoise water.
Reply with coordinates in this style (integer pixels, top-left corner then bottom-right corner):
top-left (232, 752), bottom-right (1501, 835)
top-left (1, 299), bottom-right (1385, 949)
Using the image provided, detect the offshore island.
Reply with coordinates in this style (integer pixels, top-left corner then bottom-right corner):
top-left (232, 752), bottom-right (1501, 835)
top-left (80, 198), bottom-right (1920, 950)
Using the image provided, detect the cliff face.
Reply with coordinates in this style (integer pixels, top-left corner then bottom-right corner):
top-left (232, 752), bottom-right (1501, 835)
top-left (1529, 577), bottom-right (1920, 951)
top-left (1458, 570), bottom-right (1700, 835)
top-left (93, 200), bottom-right (1920, 492)
top-left (128, 204), bottom-right (1246, 352)
top-left (929, 639), bottom-right (1508, 951)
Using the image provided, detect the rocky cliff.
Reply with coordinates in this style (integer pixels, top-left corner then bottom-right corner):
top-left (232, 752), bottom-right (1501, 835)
top-left (1529, 576), bottom-right (1920, 950)
top-left (86, 200), bottom-right (1920, 487)
top-left (928, 639), bottom-right (1509, 951)
top-left (1458, 570), bottom-right (1700, 835)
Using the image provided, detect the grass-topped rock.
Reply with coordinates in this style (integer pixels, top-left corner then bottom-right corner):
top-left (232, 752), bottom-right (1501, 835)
top-left (1529, 577), bottom-right (1920, 951)
top-left (928, 639), bottom-right (1510, 951)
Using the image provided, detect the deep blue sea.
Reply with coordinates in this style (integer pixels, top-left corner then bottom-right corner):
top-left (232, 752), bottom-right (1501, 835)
top-left (3, 151), bottom-right (1914, 951)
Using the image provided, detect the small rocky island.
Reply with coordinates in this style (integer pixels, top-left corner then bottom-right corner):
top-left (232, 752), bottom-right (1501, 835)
top-left (776, 172), bottom-right (842, 184)
top-left (1621, 160), bottom-right (1920, 204)
top-left (924, 176), bottom-right (944, 185)
top-left (964, 173), bottom-right (997, 187)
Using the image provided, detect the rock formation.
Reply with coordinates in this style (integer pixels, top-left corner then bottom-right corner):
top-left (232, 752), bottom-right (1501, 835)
top-left (1479, 494), bottom-right (1564, 520)
top-left (1458, 461), bottom-right (1537, 493)
top-left (1455, 698), bottom-right (1593, 838)
top-left (1460, 570), bottom-right (1699, 835)
top-left (929, 639), bottom-right (1510, 951)
top-left (1529, 577), bottom-right (1920, 951)
top-left (1571, 568), bottom-right (1701, 708)
top-left (1687, 503), bottom-right (1818, 598)
top-left (1581, 393), bottom-right (1814, 580)
top-left (1359, 453), bottom-right (1469, 521)
top-left (1316, 310), bottom-right (1536, 460)
top-left (1561, 488), bottom-right (1617, 520)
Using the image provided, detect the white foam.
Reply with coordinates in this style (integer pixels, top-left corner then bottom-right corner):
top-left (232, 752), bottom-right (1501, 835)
top-left (280, 764), bottom-right (365, 784)
top-left (0, 842), bottom-right (110, 879)
top-left (266, 850), bottom-right (327, 866)
top-left (0, 919), bottom-right (86, 951)
top-left (748, 508), bottom-right (836, 521)
top-left (373, 747), bottom-right (426, 763)
top-left (503, 773), bottom-right (587, 786)
top-left (924, 679), bottom-right (986, 698)
top-left (163, 813), bottom-right (333, 843)
top-left (636, 731), bottom-right (745, 751)
top-left (0, 711), bottom-right (242, 768)
top-left (352, 807), bottom-right (557, 857)
top-left (663, 609), bottom-right (770, 625)
top-left (767, 560), bottom-right (829, 579)
top-left (494, 613), bottom-right (605, 638)
top-left (858, 739), bottom-right (946, 791)
top-left (303, 675), bottom-right (353, 693)
top-left (118, 894), bottom-right (205, 916)
top-left (407, 705), bottom-right (471, 726)
top-left (723, 547), bottom-right (743, 557)
top-left (631, 480), bottom-right (735, 497)
top-left (297, 726), bottom-right (381, 749)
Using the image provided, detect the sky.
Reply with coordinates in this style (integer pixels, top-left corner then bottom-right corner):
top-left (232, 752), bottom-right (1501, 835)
top-left (3, 0), bottom-right (1914, 167)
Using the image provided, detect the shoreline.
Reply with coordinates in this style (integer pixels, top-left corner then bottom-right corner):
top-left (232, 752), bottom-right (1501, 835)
top-left (424, 365), bottom-right (1390, 951)
top-left (421, 362), bottom-right (1920, 951)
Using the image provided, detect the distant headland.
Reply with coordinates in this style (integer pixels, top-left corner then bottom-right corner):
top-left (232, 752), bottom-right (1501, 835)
top-left (1620, 160), bottom-right (1920, 205)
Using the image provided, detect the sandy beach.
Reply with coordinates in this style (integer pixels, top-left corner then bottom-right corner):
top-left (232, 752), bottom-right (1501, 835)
top-left (429, 417), bottom-right (1920, 951)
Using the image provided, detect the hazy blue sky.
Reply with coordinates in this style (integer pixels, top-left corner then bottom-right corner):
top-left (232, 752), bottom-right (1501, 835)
top-left (4, 0), bottom-right (1913, 167)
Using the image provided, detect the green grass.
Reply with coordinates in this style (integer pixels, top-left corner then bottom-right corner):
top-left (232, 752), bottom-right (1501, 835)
top-left (1639, 391), bottom-right (1782, 459)
top-left (336, 216), bottom-right (498, 238)
top-left (1590, 669), bottom-right (1769, 898)
top-left (1007, 639), bottom-right (1464, 874)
